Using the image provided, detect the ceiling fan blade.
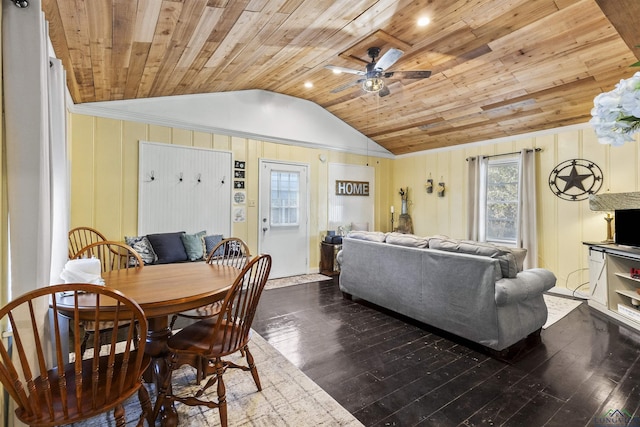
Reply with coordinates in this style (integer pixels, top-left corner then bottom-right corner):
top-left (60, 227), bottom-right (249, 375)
top-left (331, 79), bottom-right (365, 93)
top-left (324, 65), bottom-right (365, 76)
top-left (394, 70), bottom-right (432, 79)
top-left (378, 86), bottom-right (391, 97)
top-left (375, 48), bottom-right (404, 71)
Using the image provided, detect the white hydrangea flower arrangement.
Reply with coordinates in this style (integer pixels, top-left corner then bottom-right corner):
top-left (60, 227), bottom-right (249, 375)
top-left (590, 71), bottom-right (640, 146)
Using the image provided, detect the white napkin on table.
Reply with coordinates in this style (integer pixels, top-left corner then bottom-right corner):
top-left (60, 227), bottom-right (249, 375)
top-left (60, 257), bottom-right (104, 285)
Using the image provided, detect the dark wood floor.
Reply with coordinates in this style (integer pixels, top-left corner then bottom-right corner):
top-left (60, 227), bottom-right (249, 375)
top-left (251, 277), bottom-right (640, 427)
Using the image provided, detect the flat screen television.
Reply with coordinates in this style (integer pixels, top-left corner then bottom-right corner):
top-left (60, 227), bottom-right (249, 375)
top-left (615, 209), bottom-right (640, 247)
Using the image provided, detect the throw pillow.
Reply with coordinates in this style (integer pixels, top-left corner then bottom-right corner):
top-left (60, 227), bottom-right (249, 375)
top-left (202, 234), bottom-right (224, 257)
top-left (506, 247), bottom-right (527, 272)
top-left (181, 230), bottom-right (207, 261)
top-left (429, 237), bottom-right (519, 278)
top-left (146, 231), bottom-right (188, 264)
top-left (460, 240), bottom-right (519, 279)
top-left (225, 239), bottom-right (242, 256)
top-left (124, 235), bottom-right (158, 265)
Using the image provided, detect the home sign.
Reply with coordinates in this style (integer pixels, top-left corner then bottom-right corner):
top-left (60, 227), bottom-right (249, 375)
top-left (336, 180), bottom-right (370, 196)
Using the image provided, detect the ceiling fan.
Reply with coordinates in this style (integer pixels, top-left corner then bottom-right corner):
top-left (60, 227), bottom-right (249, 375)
top-left (325, 47), bottom-right (432, 97)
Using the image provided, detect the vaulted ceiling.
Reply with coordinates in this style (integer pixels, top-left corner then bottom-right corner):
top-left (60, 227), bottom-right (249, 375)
top-left (43, 0), bottom-right (640, 155)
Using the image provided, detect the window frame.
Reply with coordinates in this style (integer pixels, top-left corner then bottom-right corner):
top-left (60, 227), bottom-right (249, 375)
top-left (269, 170), bottom-right (301, 228)
top-left (480, 156), bottom-right (521, 246)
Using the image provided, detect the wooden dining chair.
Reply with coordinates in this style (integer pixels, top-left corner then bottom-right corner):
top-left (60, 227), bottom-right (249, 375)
top-left (170, 237), bottom-right (251, 327)
top-left (73, 241), bottom-right (144, 356)
top-left (169, 237), bottom-right (252, 381)
top-left (0, 283), bottom-right (152, 427)
top-left (68, 226), bottom-right (107, 259)
top-left (74, 240), bottom-right (144, 272)
top-left (205, 237), bottom-right (252, 268)
top-left (154, 254), bottom-right (272, 427)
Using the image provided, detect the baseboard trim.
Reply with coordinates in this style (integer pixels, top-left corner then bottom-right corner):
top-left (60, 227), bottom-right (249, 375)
top-left (547, 286), bottom-right (589, 300)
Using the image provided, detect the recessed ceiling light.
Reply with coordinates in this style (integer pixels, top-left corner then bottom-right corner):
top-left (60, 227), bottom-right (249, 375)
top-left (332, 69), bottom-right (342, 74)
top-left (304, 82), bottom-right (313, 88)
top-left (417, 16), bottom-right (430, 27)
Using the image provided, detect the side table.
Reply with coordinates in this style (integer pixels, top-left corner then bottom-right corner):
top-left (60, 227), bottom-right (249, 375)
top-left (320, 241), bottom-right (342, 276)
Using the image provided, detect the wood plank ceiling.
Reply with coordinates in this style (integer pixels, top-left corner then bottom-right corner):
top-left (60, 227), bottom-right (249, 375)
top-left (42, 0), bottom-right (640, 155)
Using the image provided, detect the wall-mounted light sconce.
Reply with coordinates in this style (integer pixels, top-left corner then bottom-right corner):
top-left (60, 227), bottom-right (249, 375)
top-left (425, 173), bottom-right (433, 193)
top-left (437, 177), bottom-right (445, 197)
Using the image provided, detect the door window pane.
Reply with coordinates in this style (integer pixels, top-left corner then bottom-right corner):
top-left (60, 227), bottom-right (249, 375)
top-left (270, 171), bottom-right (299, 226)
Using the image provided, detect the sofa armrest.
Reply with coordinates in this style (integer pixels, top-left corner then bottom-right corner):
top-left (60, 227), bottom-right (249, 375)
top-left (494, 268), bottom-right (557, 306)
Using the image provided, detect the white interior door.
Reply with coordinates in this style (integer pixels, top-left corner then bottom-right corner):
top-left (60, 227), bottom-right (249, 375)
top-left (259, 160), bottom-right (309, 279)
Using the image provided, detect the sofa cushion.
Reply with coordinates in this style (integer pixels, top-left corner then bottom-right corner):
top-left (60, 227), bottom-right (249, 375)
top-left (181, 230), bottom-right (207, 261)
top-left (429, 237), bottom-right (518, 278)
top-left (385, 232), bottom-right (429, 248)
top-left (147, 232), bottom-right (188, 264)
top-left (347, 231), bottom-right (388, 243)
top-left (124, 235), bottom-right (157, 265)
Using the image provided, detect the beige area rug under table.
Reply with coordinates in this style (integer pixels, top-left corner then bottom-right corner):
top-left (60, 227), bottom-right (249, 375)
top-left (67, 332), bottom-right (362, 427)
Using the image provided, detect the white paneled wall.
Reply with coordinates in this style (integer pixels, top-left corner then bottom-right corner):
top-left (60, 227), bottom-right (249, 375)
top-left (138, 141), bottom-right (232, 236)
top-left (328, 163), bottom-right (375, 232)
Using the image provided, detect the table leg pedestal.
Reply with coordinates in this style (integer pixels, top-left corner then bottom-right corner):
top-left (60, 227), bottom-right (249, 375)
top-left (146, 317), bottom-right (178, 427)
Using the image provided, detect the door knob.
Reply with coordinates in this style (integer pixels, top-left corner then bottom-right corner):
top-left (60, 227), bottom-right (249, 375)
top-left (262, 227), bottom-right (268, 232)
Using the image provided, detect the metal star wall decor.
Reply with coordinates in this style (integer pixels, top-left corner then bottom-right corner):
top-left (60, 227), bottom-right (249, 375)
top-left (548, 159), bottom-right (603, 201)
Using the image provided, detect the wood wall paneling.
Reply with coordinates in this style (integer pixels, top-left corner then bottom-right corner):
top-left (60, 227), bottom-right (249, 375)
top-left (69, 114), bottom-right (96, 228)
top-left (137, 142), bottom-right (232, 237)
top-left (121, 121), bottom-right (148, 237)
top-left (69, 113), bottom-right (640, 292)
top-left (94, 118), bottom-right (123, 240)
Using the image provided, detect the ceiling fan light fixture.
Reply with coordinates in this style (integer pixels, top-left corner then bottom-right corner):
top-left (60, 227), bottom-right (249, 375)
top-left (363, 77), bottom-right (384, 93)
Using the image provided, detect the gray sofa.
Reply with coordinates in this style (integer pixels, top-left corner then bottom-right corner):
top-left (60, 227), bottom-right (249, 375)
top-left (337, 232), bottom-right (556, 351)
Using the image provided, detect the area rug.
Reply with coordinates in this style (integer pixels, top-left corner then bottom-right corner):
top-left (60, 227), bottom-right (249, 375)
top-left (67, 332), bottom-right (362, 427)
top-left (265, 273), bottom-right (333, 291)
top-left (543, 294), bottom-right (583, 329)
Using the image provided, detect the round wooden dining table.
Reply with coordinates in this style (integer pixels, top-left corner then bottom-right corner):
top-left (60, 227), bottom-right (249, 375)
top-left (58, 262), bottom-right (239, 427)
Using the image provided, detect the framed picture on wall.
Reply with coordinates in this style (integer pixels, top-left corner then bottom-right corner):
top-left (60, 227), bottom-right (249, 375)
top-left (233, 191), bottom-right (246, 205)
top-left (234, 161), bottom-right (245, 169)
top-left (234, 170), bottom-right (245, 178)
top-left (233, 207), bottom-right (246, 222)
top-left (234, 180), bottom-right (245, 189)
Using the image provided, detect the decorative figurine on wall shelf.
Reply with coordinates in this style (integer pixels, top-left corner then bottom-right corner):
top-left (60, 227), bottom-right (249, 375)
top-left (397, 187), bottom-right (414, 234)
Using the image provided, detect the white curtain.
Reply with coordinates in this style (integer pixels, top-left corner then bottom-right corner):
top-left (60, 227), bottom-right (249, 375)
top-left (48, 57), bottom-right (69, 284)
top-left (3, 2), bottom-right (67, 295)
top-left (466, 155), bottom-right (487, 241)
top-left (518, 148), bottom-right (538, 269)
top-left (3, 4), bottom-right (69, 424)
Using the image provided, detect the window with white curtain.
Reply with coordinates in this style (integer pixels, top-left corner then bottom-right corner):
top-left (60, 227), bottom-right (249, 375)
top-left (481, 157), bottom-right (521, 245)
